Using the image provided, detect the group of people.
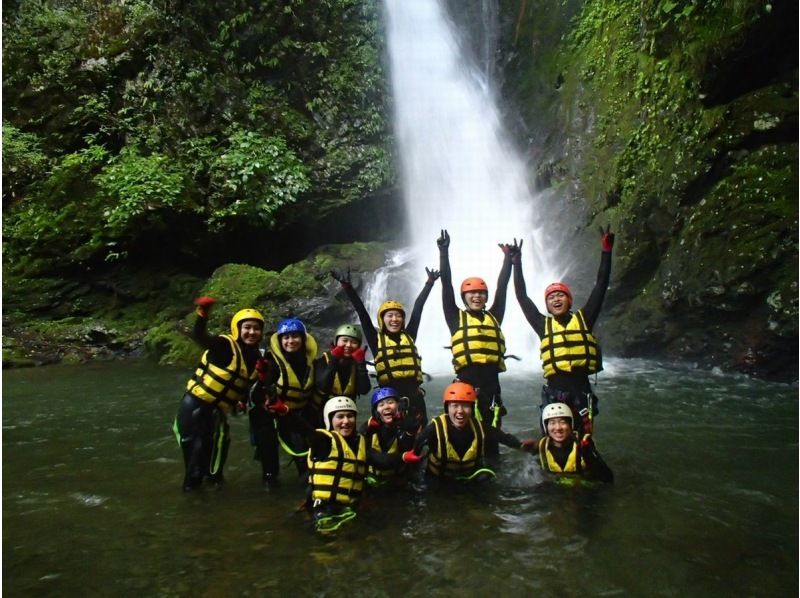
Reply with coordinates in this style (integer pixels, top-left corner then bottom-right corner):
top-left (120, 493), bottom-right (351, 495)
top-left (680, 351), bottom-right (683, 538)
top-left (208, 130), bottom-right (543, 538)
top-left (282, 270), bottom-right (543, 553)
top-left (174, 228), bottom-right (616, 532)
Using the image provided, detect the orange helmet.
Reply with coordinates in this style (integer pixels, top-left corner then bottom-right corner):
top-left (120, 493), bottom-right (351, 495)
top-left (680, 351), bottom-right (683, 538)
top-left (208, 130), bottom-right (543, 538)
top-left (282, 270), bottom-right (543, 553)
top-left (544, 282), bottom-right (572, 305)
top-left (442, 381), bottom-right (478, 404)
top-left (460, 277), bottom-right (488, 294)
top-left (376, 300), bottom-right (406, 329)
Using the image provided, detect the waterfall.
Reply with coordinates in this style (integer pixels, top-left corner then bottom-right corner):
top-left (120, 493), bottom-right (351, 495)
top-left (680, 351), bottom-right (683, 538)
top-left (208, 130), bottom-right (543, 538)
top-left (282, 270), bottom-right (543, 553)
top-left (373, 0), bottom-right (561, 376)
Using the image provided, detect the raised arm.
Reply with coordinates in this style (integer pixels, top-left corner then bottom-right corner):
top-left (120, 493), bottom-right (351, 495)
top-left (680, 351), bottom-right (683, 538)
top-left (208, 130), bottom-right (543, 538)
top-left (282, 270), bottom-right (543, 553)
top-left (489, 241), bottom-right (516, 323)
top-left (581, 226), bottom-right (614, 328)
top-left (437, 230), bottom-right (459, 333)
top-left (406, 266), bottom-right (440, 337)
top-left (511, 245), bottom-right (546, 337)
top-left (331, 269), bottom-right (379, 354)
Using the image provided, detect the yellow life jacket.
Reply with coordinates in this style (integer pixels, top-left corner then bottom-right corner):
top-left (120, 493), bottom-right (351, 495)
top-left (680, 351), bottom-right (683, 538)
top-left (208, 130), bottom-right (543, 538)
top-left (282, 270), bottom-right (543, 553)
top-left (450, 310), bottom-right (506, 372)
top-left (308, 430), bottom-right (367, 506)
top-left (186, 335), bottom-right (255, 413)
top-left (374, 330), bottom-right (423, 385)
top-left (427, 414), bottom-right (484, 478)
top-left (540, 310), bottom-right (601, 378)
top-left (538, 435), bottom-right (587, 474)
top-left (270, 332), bottom-right (318, 410)
top-left (313, 352), bottom-right (358, 408)
top-left (367, 431), bottom-right (400, 479)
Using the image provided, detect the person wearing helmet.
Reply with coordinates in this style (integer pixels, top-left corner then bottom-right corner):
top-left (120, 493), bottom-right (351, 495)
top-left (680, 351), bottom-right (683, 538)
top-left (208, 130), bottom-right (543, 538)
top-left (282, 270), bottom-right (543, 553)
top-left (437, 229), bottom-right (519, 456)
top-left (330, 266), bottom-right (440, 427)
top-left (402, 382), bottom-right (535, 489)
top-left (248, 317), bottom-right (319, 490)
top-left (512, 226), bottom-right (614, 436)
top-left (312, 324), bottom-right (371, 424)
top-left (359, 386), bottom-right (420, 486)
top-left (537, 402), bottom-right (613, 483)
top-left (175, 297), bottom-right (264, 491)
top-left (305, 396), bottom-right (366, 533)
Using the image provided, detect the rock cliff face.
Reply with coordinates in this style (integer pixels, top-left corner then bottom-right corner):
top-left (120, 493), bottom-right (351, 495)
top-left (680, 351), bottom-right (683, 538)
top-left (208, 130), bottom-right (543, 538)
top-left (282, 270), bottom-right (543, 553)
top-left (488, 0), bottom-right (797, 381)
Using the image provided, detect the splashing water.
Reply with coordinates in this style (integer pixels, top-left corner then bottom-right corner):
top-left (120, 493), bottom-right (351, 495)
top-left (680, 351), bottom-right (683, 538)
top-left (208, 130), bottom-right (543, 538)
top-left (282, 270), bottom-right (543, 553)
top-left (378, 0), bottom-right (562, 375)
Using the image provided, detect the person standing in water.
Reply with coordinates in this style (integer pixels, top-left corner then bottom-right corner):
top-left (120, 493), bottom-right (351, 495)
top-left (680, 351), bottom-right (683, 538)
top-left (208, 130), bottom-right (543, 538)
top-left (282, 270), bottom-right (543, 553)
top-left (437, 229), bottom-right (519, 456)
top-left (512, 226), bottom-right (614, 435)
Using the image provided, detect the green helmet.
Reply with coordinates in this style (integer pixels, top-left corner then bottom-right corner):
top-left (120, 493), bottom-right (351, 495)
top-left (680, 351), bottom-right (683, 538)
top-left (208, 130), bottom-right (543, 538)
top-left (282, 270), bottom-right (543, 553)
top-left (334, 324), bottom-right (362, 344)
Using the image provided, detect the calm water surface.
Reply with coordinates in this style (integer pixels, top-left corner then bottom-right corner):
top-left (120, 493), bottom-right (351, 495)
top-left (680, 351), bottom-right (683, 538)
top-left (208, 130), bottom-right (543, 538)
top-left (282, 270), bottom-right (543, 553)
top-left (3, 359), bottom-right (797, 596)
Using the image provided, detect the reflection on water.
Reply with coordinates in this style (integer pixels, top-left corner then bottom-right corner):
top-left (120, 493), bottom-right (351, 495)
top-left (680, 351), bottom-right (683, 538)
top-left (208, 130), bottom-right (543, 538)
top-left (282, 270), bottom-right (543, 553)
top-left (3, 359), bottom-right (797, 595)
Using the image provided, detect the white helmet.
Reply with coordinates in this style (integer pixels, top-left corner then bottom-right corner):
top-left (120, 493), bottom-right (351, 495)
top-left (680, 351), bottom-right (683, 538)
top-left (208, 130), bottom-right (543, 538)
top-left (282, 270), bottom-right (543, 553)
top-left (541, 402), bottom-right (573, 425)
top-left (323, 396), bottom-right (358, 430)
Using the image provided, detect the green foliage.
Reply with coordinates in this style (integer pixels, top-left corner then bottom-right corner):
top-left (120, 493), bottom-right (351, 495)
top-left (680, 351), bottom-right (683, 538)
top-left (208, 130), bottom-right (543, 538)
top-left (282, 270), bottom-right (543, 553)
top-left (2, 123), bottom-right (49, 202)
top-left (207, 130), bottom-right (310, 228)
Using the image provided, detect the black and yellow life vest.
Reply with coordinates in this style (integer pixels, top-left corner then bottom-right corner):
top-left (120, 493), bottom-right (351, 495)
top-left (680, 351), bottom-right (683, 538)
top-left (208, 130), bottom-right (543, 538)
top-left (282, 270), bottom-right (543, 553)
top-left (186, 335), bottom-right (255, 413)
top-left (450, 310), bottom-right (506, 373)
top-left (540, 310), bottom-right (601, 378)
top-left (427, 414), bottom-right (484, 478)
top-left (270, 332), bottom-right (318, 410)
top-left (538, 435), bottom-right (586, 474)
top-left (374, 330), bottom-right (423, 385)
top-left (313, 351), bottom-right (358, 408)
top-left (367, 431), bottom-right (400, 479)
top-left (308, 430), bottom-right (368, 506)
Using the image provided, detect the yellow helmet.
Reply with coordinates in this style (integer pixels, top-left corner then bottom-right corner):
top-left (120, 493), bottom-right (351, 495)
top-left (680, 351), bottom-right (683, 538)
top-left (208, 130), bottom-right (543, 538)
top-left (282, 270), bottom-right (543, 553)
top-left (376, 300), bottom-right (406, 330)
top-left (230, 308), bottom-right (265, 340)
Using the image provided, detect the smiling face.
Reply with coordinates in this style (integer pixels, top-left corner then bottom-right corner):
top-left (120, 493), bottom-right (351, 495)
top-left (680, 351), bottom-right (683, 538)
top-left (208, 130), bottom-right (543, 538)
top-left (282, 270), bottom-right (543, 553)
top-left (375, 397), bottom-right (399, 425)
top-left (382, 309), bottom-right (405, 333)
top-left (462, 290), bottom-right (488, 312)
top-left (280, 332), bottom-right (304, 353)
top-left (238, 321), bottom-right (263, 346)
top-left (545, 416), bottom-right (572, 445)
top-left (545, 291), bottom-right (571, 317)
top-left (330, 410), bottom-right (357, 437)
top-left (446, 401), bottom-right (473, 429)
top-left (335, 335), bottom-right (359, 357)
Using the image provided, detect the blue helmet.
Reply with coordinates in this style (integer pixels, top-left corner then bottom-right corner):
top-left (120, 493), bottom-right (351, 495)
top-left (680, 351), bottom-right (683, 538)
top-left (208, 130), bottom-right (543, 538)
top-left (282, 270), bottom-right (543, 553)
top-left (276, 318), bottom-right (307, 337)
top-left (371, 387), bottom-right (400, 414)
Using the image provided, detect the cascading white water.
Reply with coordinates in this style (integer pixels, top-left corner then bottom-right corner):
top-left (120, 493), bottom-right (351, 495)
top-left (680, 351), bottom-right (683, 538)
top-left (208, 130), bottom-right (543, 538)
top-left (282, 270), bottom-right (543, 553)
top-left (376, 0), bottom-right (562, 376)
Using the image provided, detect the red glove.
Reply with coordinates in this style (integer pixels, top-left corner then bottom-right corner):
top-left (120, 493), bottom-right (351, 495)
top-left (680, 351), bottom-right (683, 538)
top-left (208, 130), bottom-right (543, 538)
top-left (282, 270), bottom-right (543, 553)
top-left (367, 416), bottom-right (381, 429)
top-left (255, 357), bottom-right (271, 383)
top-left (351, 347), bottom-right (367, 363)
top-left (519, 439), bottom-right (537, 452)
top-left (330, 345), bottom-right (346, 360)
top-left (193, 296), bottom-right (216, 318)
top-left (600, 225), bottom-right (615, 252)
top-left (580, 435), bottom-right (592, 448)
top-left (266, 399), bottom-right (289, 416)
top-left (402, 450), bottom-right (422, 464)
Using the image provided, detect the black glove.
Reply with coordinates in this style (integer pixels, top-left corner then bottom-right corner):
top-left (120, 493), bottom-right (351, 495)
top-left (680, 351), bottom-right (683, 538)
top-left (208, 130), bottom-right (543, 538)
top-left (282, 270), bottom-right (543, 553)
top-left (425, 267), bottom-right (441, 283)
top-left (437, 229), bottom-right (450, 249)
top-left (330, 268), bottom-right (352, 287)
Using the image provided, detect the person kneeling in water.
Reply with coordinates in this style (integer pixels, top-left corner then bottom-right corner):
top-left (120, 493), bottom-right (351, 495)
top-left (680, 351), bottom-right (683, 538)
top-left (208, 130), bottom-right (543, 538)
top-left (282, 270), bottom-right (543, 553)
top-left (306, 396), bottom-right (369, 534)
top-left (402, 382), bottom-right (535, 489)
top-left (536, 402), bottom-right (613, 484)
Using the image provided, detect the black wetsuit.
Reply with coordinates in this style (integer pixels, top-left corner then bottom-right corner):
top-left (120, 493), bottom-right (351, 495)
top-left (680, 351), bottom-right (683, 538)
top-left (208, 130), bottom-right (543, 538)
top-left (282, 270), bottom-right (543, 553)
top-left (340, 278), bottom-right (435, 423)
top-left (514, 249), bottom-right (612, 432)
top-left (176, 315), bottom-right (260, 489)
top-left (440, 245), bottom-right (512, 455)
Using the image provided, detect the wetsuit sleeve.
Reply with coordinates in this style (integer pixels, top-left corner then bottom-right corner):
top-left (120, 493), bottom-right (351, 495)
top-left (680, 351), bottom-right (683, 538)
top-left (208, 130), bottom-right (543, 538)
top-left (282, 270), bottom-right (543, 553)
top-left (192, 316), bottom-right (235, 365)
top-left (486, 425), bottom-right (523, 449)
top-left (367, 447), bottom-right (403, 470)
top-left (489, 253), bottom-right (512, 323)
top-left (412, 422), bottom-right (438, 455)
top-left (439, 247), bottom-right (460, 334)
top-left (342, 285), bottom-right (379, 355)
top-left (580, 436), bottom-right (614, 483)
top-left (309, 430), bottom-right (333, 461)
top-left (192, 314), bottom-right (221, 349)
top-left (313, 353), bottom-right (336, 395)
top-left (513, 261), bottom-right (546, 337)
top-left (355, 362), bottom-right (371, 395)
top-left (406, 278), bottom-right (436, 338)
top-left (581, 250), bottom-right (612, 329)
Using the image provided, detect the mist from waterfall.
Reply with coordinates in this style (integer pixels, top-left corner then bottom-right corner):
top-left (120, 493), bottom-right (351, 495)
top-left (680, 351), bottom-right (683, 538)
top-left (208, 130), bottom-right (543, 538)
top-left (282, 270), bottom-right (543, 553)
top-left (374, 0), bottom-right (562, 376)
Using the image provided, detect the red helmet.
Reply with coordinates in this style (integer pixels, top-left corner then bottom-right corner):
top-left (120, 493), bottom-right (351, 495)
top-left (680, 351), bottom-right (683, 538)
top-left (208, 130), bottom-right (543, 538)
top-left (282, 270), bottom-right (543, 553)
top-left (460, 277), bottom-right (488, 294)
top-left (442, 381), bottom-right (478, 404)
top-left (544, 282), bottom-right (572, 304)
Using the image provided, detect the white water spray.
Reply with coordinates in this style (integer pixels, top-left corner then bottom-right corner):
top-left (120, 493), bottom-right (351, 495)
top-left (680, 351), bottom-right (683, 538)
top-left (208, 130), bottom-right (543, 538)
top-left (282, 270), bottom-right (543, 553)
top-left (376, 0), bottom-right (562, 376)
